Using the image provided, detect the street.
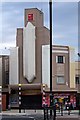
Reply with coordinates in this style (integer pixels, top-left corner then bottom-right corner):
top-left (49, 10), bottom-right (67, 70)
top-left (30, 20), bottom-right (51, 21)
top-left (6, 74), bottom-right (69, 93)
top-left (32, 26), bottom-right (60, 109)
top-left (0, 114), bottom-right (80, 120)
top-left (1, 115), bottom-right (34, 120)
top-left (0, 109), bottom-right (80, 120)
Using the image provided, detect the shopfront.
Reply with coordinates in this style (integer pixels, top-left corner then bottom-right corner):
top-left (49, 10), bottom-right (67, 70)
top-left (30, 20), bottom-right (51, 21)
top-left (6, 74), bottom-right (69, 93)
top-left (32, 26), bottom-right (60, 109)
top-left (53, 93), bottom-right (76, 109)
top-left (44, 92), bottom-right (77, 110)
top-left (9, 84), bottom-right (42, 109)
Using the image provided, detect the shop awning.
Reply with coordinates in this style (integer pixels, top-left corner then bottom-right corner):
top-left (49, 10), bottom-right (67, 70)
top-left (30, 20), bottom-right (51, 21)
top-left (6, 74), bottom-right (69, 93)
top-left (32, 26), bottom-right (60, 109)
top-left (9, 83), bottom-right (41, 90)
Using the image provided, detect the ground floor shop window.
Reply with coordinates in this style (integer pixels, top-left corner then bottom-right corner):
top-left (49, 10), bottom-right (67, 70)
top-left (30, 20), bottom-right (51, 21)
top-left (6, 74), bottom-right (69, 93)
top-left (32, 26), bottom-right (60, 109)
top-left (9, 93), bottom-right (19, 107)
top-left (53, 93), bottom-right (76, 110)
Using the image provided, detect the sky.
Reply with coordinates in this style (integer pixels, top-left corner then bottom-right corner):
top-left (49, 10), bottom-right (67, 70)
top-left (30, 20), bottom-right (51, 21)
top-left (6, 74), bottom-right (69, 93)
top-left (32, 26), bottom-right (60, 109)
top-left (0, 1), bottom-right (79, 60)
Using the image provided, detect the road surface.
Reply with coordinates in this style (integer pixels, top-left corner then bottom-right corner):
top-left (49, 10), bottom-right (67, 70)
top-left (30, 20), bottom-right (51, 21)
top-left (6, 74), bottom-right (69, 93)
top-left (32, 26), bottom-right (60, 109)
top-left (1, 114), bottom-right (80, 120)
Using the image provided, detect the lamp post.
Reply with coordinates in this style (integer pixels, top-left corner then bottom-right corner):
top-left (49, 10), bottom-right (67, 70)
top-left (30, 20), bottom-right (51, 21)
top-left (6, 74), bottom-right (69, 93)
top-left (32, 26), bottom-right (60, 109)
top-left (49, 0), bottom-right (53, 116)
top-left (78, 53), bottom-right (80, 115)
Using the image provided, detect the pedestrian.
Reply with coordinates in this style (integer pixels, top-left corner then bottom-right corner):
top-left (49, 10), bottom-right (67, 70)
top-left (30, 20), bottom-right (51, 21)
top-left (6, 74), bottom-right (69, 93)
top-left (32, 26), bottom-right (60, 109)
top-left (61, 103), bottom-right (63, 116)
top-left (53, 104), bottom-right (56, 120)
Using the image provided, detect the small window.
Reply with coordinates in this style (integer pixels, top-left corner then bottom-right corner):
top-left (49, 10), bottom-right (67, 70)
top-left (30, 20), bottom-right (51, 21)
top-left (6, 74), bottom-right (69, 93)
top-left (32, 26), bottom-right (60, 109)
top-left (58, 56), bottom-right (63, 63)
top-left (57, 76), bottom-right (64, 84)
top-left (56, 56), bottom-right (64, 63)
top-left (75, 77), bottom-right (80, 84)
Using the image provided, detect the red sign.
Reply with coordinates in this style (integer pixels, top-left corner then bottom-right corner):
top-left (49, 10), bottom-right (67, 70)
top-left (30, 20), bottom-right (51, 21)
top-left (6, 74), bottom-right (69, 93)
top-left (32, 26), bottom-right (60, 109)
top-left (28, 14), bottom-right (33, 21)
top-left (42, 95), bottom-right (50, 107)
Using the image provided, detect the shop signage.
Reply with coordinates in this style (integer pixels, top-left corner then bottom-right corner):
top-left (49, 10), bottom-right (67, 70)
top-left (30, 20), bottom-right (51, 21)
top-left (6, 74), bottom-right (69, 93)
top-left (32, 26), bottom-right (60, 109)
top-left (42, 95), bottom-right (50, 107)
top-left (28, 14), bottom-right (33, 21)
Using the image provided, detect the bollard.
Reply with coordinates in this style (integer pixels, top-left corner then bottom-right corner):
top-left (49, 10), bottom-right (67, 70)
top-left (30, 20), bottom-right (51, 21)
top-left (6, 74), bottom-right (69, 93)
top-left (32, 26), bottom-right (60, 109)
top-left (44, 107), bottom-right (48, 120)
top-left (47, 109), bottom-right (48, 120)
top-left (68, 109), bottom-right (70, 115)
top-left (53, 104), bottom-right (56, 120)
top-left (68, 104), bottom-right (70, 115)
top-left (24, 109), bottom-right (25, 113)
top-left (19, 84), bottom-right (21, 113)
top-left (60, 104), bottom-right (63, 116)
top-left (44, 108), bottom-right (46, 120)
top-left (79, 109), bottom-right (80, 115)
top-left (79, 101), bottom-right (80, 115)
top-left (68, 110), bottom-right (70, 115)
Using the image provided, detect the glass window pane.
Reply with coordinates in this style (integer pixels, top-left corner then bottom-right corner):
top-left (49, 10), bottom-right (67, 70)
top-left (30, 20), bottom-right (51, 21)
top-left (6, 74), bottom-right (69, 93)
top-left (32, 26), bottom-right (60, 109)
top-left (57, 76), bottom-right (64, 84)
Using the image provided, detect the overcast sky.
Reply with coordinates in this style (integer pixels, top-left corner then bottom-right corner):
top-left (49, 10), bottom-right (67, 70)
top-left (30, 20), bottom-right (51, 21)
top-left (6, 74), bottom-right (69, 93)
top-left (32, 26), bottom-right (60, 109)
top-left (0, 1), bottom-right (79, 59)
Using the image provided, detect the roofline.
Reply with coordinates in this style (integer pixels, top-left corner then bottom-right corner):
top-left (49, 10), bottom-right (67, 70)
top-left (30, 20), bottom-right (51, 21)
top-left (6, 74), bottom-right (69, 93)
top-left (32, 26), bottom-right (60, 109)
top-left (52, 44), bottom-right (69, 48)
top-left (25, 8), bottom-right (43, 14)
top-left (0, 55), bottom-right (9, 57)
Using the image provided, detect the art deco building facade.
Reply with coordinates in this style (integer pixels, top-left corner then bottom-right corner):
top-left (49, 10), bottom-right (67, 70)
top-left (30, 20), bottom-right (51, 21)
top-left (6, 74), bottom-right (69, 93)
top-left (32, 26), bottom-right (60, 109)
top-left (9, 8), bottom-right (50, 109)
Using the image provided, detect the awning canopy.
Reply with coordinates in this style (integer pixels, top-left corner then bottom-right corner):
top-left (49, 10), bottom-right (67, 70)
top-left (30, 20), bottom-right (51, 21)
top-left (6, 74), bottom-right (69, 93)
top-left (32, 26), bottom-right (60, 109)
top-left (9, 83), bottom-right (41, 90)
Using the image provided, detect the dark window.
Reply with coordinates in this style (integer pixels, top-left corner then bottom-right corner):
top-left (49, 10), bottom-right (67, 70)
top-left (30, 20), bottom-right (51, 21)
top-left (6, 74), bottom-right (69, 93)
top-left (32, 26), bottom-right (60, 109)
top-left (58, 56), bottom-right (63, 63)
top-left (75, 77), bottom-right (80, 84)
top-left (4, 58), bottom-right (9, 85)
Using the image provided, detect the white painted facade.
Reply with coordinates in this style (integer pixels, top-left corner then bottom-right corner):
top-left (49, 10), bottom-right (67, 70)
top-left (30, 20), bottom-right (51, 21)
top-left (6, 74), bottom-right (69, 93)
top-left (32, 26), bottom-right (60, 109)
top-left (69, 47), bottom-right (75, 88)
top-left (42, 45), bottom-right (50, 88)
top-left (23, 22), bottom-right (36, 83)
top-left (9, 47), bottom-right (19, 85)
top-left (0, 58), bottom-right (2, 85)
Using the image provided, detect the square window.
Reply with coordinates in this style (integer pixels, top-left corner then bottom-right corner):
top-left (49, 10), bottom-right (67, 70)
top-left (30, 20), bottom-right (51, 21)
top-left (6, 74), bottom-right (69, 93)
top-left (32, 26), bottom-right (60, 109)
top-left (57, 76), bottom-right (64, 84)
top-left (75, 77), bottom-right (80, 84)
top-left (58, 56), bottom-right (63, 63)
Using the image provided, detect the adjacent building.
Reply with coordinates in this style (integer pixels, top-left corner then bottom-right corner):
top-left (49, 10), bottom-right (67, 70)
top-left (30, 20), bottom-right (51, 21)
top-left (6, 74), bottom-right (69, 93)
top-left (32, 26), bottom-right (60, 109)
top-left (42, 45), bottom-right (78, 108)
top-left (0, 55), bottom-right (9, 110)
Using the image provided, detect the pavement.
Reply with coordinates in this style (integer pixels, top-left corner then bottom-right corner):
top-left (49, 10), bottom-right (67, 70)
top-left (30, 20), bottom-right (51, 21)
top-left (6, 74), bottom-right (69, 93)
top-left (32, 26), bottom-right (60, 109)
top-left (56, 115), bottom-right (80, 120)
top-left (0, 114), bottom-right (80, 120)
top-left (0, 109), bottom-right (80, 120)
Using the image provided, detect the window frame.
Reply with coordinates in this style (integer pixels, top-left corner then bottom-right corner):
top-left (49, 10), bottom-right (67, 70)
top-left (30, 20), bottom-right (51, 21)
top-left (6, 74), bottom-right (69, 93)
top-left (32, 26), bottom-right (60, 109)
top-left (56, 55), bottom-right (65, 64)
top-left (57, 76), bottom-right (65, 84)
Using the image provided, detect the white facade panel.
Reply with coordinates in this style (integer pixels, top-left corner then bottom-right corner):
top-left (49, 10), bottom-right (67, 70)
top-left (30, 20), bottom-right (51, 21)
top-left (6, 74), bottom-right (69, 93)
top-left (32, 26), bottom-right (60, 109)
top-left (69, 47), bottom-right (75, 88)
top-left (42, 45), bottom-right (50, 88)
top-left (23, 22), bottom-right (35, 83)
top-left (9, 47), bottom-right (19, 85)
top-left (52, 50), bottom-right (68, 53)
top-left (69, 47), bottom-right (75, 63)
top-left (0, 58), bottom-right (2, 85)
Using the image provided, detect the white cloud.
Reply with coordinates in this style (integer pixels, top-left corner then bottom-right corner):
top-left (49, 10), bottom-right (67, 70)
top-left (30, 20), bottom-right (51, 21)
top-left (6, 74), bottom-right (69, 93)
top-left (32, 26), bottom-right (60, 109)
top-left (0, 49), bottom-right (10, 55)
top-left (13, 10), bottom-right (21, 14)
top-left (0, 42), bottom-right (16, 49)
top-left (53, 34), bottom-right (64, 39)
top-left (0, 4), bottom-right (24, 47)
top-left (2, 34), bottom-right (16, 46)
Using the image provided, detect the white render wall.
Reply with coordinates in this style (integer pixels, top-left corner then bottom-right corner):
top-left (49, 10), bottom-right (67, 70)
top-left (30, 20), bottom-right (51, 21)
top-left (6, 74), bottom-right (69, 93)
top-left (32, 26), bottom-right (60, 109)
top-left (9, 47), bottom-right (19, 85)
top-left (69, 47), bottom-right (75, 88)
top-left (23, 22), bottom-right (35, 83)
top-left (0, 58), bottom-right (2, 86)
top-left (42, 45), bottom-right (50, 88)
